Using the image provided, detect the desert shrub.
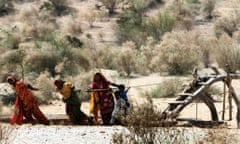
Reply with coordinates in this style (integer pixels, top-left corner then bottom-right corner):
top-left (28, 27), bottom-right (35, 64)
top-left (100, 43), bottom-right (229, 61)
top-left (201, 0), bottom-right (216, 20)
top-left (213, 34), bottom-right (240, 73)
top-left (126, 97), bottom-right (164, 127)
top-left (112, 98), bottom-right (162, 143)
top-left (167, 1), bottom-right (195, 30)
top-left (197, 36), bottom-right (215, 67)
top-left (54, 49), bottom-right (90, 76)
top-left (116, 0), bottom-right (146, 47)
top-left (1, 50), bottom-right (26, 79)
top-left (92, 47), bottom-right (117, 70)
top-left (31, 31), bottom-right (90, 76)
top-left (82, 40), bottom-right (117, 70)
top-left (143, 78), bottom-right (182, 98)
top-left (137, 37), bottom-right (156, 75)
top-left (0, 0), bottom-right (14, 16)
top-left (144, 12), bottom-right (176, 41)
top-left (40, 0), bottom-right (73, 16)
top-left (18, 7), bottom-right (56, 40)
top-left (214, 16), bottom-right (239, 37)
top-left (34, 71), bottom-right (55, 104)
top-left (117, 1), bottom-right (177, 47)
top-left (1, 32), bottom-right (21, 49)
top-left (116, 41), bottom-right (137, 76)
top-left (153, 31), bottom-right (200, 75)
top-left (24, 50), bottom-right (58, 76)
top-left (99, 0), bottom-right (121, 15)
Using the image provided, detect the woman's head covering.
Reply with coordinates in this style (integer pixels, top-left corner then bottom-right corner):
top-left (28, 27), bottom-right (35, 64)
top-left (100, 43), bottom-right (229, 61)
top-left (93, 69), bottom-right (103, 82)
top-left (7, 75), bottom-right (17, 83)
top-left (54, 79), bottom-right (63, 85)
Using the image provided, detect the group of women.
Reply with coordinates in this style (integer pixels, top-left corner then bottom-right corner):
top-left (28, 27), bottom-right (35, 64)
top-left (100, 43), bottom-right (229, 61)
top-left (7, 71), bottom-right (127, 125)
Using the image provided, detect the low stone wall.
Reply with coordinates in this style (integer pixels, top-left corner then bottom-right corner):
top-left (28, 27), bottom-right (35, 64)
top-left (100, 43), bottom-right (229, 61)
top-left (1, 124), bottom-right (240, 144)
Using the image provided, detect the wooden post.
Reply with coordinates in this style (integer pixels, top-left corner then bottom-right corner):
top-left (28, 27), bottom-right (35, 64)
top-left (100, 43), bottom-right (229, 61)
top-left (222, 80), bottom-right (226, 120)
top-left (228, 78), bottom-right (233, 120)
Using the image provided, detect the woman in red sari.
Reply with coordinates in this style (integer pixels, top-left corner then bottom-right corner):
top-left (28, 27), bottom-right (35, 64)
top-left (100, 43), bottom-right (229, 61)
top-left (7, 75), bottom-right (49, 125)
top-left (90, 71), bottom-right (117, 125)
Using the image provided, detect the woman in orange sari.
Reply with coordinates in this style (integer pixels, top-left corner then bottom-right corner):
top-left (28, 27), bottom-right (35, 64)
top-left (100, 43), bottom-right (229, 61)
top-left (7, 75), bottom-right (49, 125)
top-left (90, 71), bottom-right (117, 125)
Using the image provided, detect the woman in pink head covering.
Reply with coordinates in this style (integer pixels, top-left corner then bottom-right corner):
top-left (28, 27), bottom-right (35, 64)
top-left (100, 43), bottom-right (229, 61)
top-left (7, 75), bottom-right (49, 125)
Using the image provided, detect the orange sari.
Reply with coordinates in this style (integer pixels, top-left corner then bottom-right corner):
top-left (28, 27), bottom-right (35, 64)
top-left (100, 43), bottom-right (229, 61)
top-left (10, 81), bottom-right (49, 125)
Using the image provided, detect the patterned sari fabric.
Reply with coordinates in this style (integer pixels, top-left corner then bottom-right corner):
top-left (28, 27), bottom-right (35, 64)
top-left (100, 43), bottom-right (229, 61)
top-left (91, 74), bottom-right (114, 125)
top-left (90, 91), bottom-right (100, 124)
top-left (11, 81), bottom-right (49, 125)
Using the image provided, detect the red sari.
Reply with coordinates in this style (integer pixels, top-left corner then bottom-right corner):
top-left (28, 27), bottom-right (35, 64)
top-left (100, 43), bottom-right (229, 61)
top-left (91, 76), bottom-right (114, 125)
top-left (10, 96), bottom-right (23, 125)
top-left (10, 81), bottom-right (49, 125)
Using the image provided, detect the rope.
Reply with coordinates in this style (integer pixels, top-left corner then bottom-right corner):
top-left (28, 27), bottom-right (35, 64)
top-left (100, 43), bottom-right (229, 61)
top-left (128, 82), bottom-right (163, 88)
top-left (81, 82), bottom-right (163, 92)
